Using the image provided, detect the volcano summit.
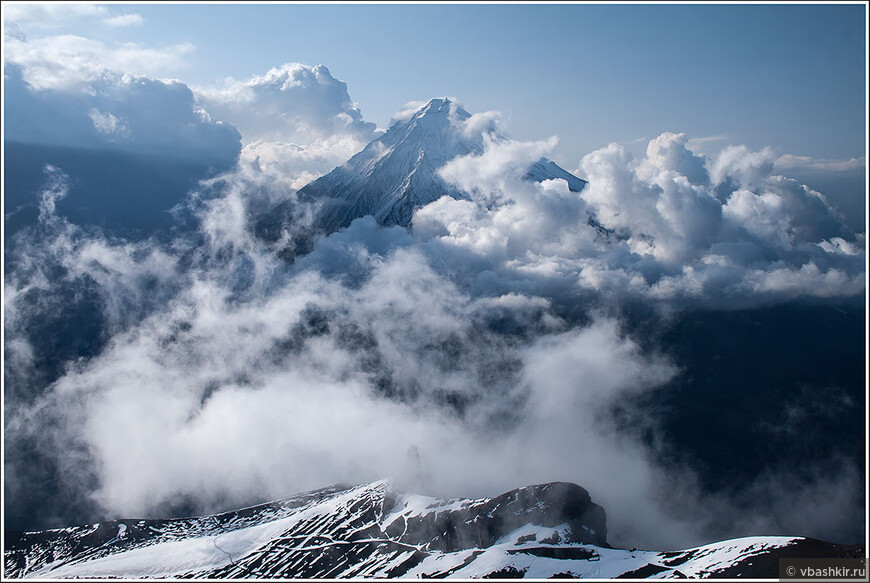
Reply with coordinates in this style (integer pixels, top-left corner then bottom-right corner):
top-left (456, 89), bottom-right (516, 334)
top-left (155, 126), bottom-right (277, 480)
top-left (255, 98), bottom-right (587, 246)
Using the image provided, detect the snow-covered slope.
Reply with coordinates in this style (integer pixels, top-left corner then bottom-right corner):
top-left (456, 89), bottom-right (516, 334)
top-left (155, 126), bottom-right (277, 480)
top-left (255, 98), bottom-right (588, 242)
top-left (4, 480), bottom-right (860, 579)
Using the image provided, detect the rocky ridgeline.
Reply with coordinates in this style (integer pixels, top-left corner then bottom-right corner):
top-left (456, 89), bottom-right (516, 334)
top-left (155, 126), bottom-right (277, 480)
top-left (3, 480), bottom-right (862, 579)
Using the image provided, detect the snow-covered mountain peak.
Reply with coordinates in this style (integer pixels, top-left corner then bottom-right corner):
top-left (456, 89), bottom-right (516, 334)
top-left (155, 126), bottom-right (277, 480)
top-left (402, 98), bottom-right (471, 124)
top-left (410, 97), bottom-right (458, 121)
top-left (374, 97), bottom-right (482, 164)
top-left (255, 98), bottom-right (586, 246)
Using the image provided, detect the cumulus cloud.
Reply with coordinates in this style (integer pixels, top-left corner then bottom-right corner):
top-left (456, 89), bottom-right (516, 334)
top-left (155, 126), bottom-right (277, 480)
top-left (451, 102), bottom-right (503, 139)
top-left (709, 144), bottom-right (776, 193)
top-left (721, 190), bottom-right (791, 248)
top-left (196, 63), bottom-right (379, 146)
top-left (639, 132), bottom-right (709, 185)
top-left (409, 126), bottom-right (864, 309)
top-left (773, 154), bottom-right (866, 232)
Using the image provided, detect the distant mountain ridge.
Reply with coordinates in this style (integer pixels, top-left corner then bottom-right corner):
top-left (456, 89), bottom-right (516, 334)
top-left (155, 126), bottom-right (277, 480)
top-left (4, 480), bottom-right (862, 579)
top-left (255, 98), bottom-right (587, 247)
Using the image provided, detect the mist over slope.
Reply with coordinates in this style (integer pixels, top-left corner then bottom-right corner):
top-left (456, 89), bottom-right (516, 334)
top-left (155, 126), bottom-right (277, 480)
top-left (3, 59), bottom-right (866, 553)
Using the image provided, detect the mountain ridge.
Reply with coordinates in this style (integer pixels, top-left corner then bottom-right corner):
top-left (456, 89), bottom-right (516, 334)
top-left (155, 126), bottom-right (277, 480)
top-left (5, 479), bottom-right (862, 579)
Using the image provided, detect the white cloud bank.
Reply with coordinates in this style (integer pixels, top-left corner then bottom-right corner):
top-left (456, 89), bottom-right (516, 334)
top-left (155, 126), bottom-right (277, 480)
top-left (3, 33), bottom-right (239, 165)
top-left (3, 32), bottom-right (193, 93)
top-left (405, 129), bottom-right (864, 309)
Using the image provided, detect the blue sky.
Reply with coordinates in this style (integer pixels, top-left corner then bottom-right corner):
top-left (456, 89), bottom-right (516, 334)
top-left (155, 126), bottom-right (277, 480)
top-left (4, 2), bottom-right (866, 167)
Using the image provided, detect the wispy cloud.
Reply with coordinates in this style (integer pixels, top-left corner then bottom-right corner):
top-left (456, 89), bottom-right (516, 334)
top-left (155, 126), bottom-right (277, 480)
top-left (3, 3), bottom-right (108, 28)
top-left (390, 100), bottom-right (429, 124)
top-left (775, 154), bottom-right (866, 173)
top-left (101, 13), bottom-right (144, 28)
top-left (686, 133), bottom-right (729, 147)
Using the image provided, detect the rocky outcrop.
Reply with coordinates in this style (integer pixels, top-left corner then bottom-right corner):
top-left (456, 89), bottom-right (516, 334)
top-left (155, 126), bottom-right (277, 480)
top-left (383, 482), bottom-right (608, 552)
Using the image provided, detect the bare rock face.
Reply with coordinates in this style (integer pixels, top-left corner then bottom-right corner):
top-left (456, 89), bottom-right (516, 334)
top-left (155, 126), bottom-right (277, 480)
top-left (383, 482), bottom-right (608, 552)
